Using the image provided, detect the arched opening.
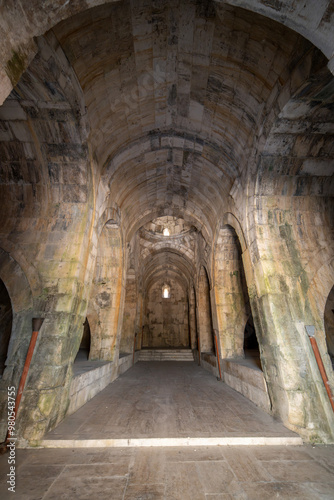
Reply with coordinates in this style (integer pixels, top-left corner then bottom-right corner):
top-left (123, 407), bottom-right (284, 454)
top-left (243, 315), bottom-right (261, 370)
top-left (74, 318), bottom-right (91, 363)
top-left (0, 279), bottom-right (13, 377)
top-left (162, 284), bottom-right (170, 299)
top-left (324, 285), bottom-right (334, 368)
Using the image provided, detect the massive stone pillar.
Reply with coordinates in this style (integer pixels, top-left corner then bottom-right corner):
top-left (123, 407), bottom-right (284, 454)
top-left (247, 192), bottom-right (334, 442)
top-left (0, 33), bottom-right (97, 442)
top-left (188, 286), bottom-right (197, 350)
top-left (197, 266), bottom-right (214, 353)
top-left (87, 223), bottom-right (124, 361)
top-left (120, 269), bottom-right (138, 354)
top-left (214, 226), bottom-right (250, 359)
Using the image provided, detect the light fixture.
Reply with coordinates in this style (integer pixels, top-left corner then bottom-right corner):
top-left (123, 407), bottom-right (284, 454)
top-left (163, 228), bottom-right (170, 236)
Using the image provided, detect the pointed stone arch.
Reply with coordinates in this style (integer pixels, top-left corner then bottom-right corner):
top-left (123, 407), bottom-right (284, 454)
top-left (0, 248), bottom-right (34, 441)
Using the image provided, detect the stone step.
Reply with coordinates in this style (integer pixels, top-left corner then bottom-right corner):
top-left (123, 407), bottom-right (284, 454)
top-left (138, 353), bottom-right (194, 356)
top-left (37, 436), bottom-right (303, 448)
top-left (138, 356), bottom-right (194, 361)
top-left (138, 349), bottom-right (194, 362)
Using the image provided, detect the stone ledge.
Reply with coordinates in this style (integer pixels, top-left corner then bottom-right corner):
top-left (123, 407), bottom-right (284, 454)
top-left (222, 359), bottom-right (271, 413)
top-left (200, 352), bottom-right (218, 378)
top-left (223, 358), bottom-right (266, 390)
top-left (34, 436), bottom-right (303, 448)
top-left (68, 352), bottom-right (140, 416)
top-left (118, 352), bottom-right (139, 375)
top-left (68, 361), bottom-right (116, 416)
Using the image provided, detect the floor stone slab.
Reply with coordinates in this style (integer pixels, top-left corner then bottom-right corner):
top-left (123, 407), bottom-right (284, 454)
top-left (41, 362), bottom-right (300, 445)
top-left (1, 445), bottom-right (334, 499)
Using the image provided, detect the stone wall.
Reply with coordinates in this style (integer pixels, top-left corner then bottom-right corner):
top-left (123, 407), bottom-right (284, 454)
top-left (197, 267), bottom-right (214, 353)
top-left (144, 280), bottom-right (189, 349)
top-left (87, 224), bottom-right (123, 361)
top-left (120, 271), bottom-right (138, 354)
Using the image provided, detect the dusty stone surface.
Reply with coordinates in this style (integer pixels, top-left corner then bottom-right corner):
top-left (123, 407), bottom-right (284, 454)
top-left (0, 0), bottom-right (333, 446)
top-left (222, 358), bottom-right (271, 412)
top-left (1, 441), bottom-right (334, 498)
top-left (42, 362), bottom-right (300, 441)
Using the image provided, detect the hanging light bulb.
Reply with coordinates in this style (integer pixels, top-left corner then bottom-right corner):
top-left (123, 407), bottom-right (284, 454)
top-left (163, 228), bottom-right (170, 236)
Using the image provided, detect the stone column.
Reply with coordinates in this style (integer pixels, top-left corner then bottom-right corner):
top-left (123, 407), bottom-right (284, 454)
top-left (120, 270), bottom-right (138, 354)
top-left (247, 195), bottom-right (334, 442)
top-left (188, 286), bottom-right (197, 349)
top-left (197, 267), bottom-right (214, 353)
top-left (214, 227), bottom-right (249, 359)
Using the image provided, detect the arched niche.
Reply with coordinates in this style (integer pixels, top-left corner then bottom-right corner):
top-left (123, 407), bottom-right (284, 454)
top-left (243, 314), bottom-right (261, 370)
top-left (307, 256), bottom-right (334, 383)
top-left (0, 248), bottom-right (33, 441)
top-left (214, 223), bottom-right (260, 366)
top-left (0, 279), bottom-right (13, 376)
top-left (74, 318), bottom-right (91, 363)
top-left (0, 249), bottom-right (33, 375)
top-left (324, 286), bottom-right (334, 368)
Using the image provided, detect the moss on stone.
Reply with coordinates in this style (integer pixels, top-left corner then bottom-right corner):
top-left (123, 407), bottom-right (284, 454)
top-left (5, 49), bottom-right (26, 85)
top-left (38, 392), bottom-right (56, 417)
top-left (308, 432), bottom-right (325, 444)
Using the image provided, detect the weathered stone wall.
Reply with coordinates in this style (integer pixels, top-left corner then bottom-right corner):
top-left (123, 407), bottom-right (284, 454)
top-left (188, 286), bottom-right (198, 350)
top-left (214, 226), bottom-right (250, 359)
top-left (87, 224), bottom-right (123, 361)
top-left (237, 56), bottom-right (334, 440)
top-left (246, 194), bottom-right (334, 441)
top-left (0, 33), bottom-right (95, 442)
top-left (197, 266), bottom-right (214, 353)
top-left (120, 270), bottom-right (138, 354)
top-left (144, 280), bottom-right (189, 348)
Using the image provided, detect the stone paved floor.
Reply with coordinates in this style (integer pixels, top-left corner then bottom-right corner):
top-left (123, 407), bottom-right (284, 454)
top-left (46, 362), bottom-right (297, 440)
top-left (1, 362), bottom-right (333, 499)
top-left (1, 444), bottom-right (334, 499)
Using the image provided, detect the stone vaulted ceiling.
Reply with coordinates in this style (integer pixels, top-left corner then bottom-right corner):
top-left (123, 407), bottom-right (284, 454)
top-left (53, 0), bottom-right (314, 237)
top-left (2, 0), bottom-right (333, 295)
top-left (48, 0), bottom-right (333, 290)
